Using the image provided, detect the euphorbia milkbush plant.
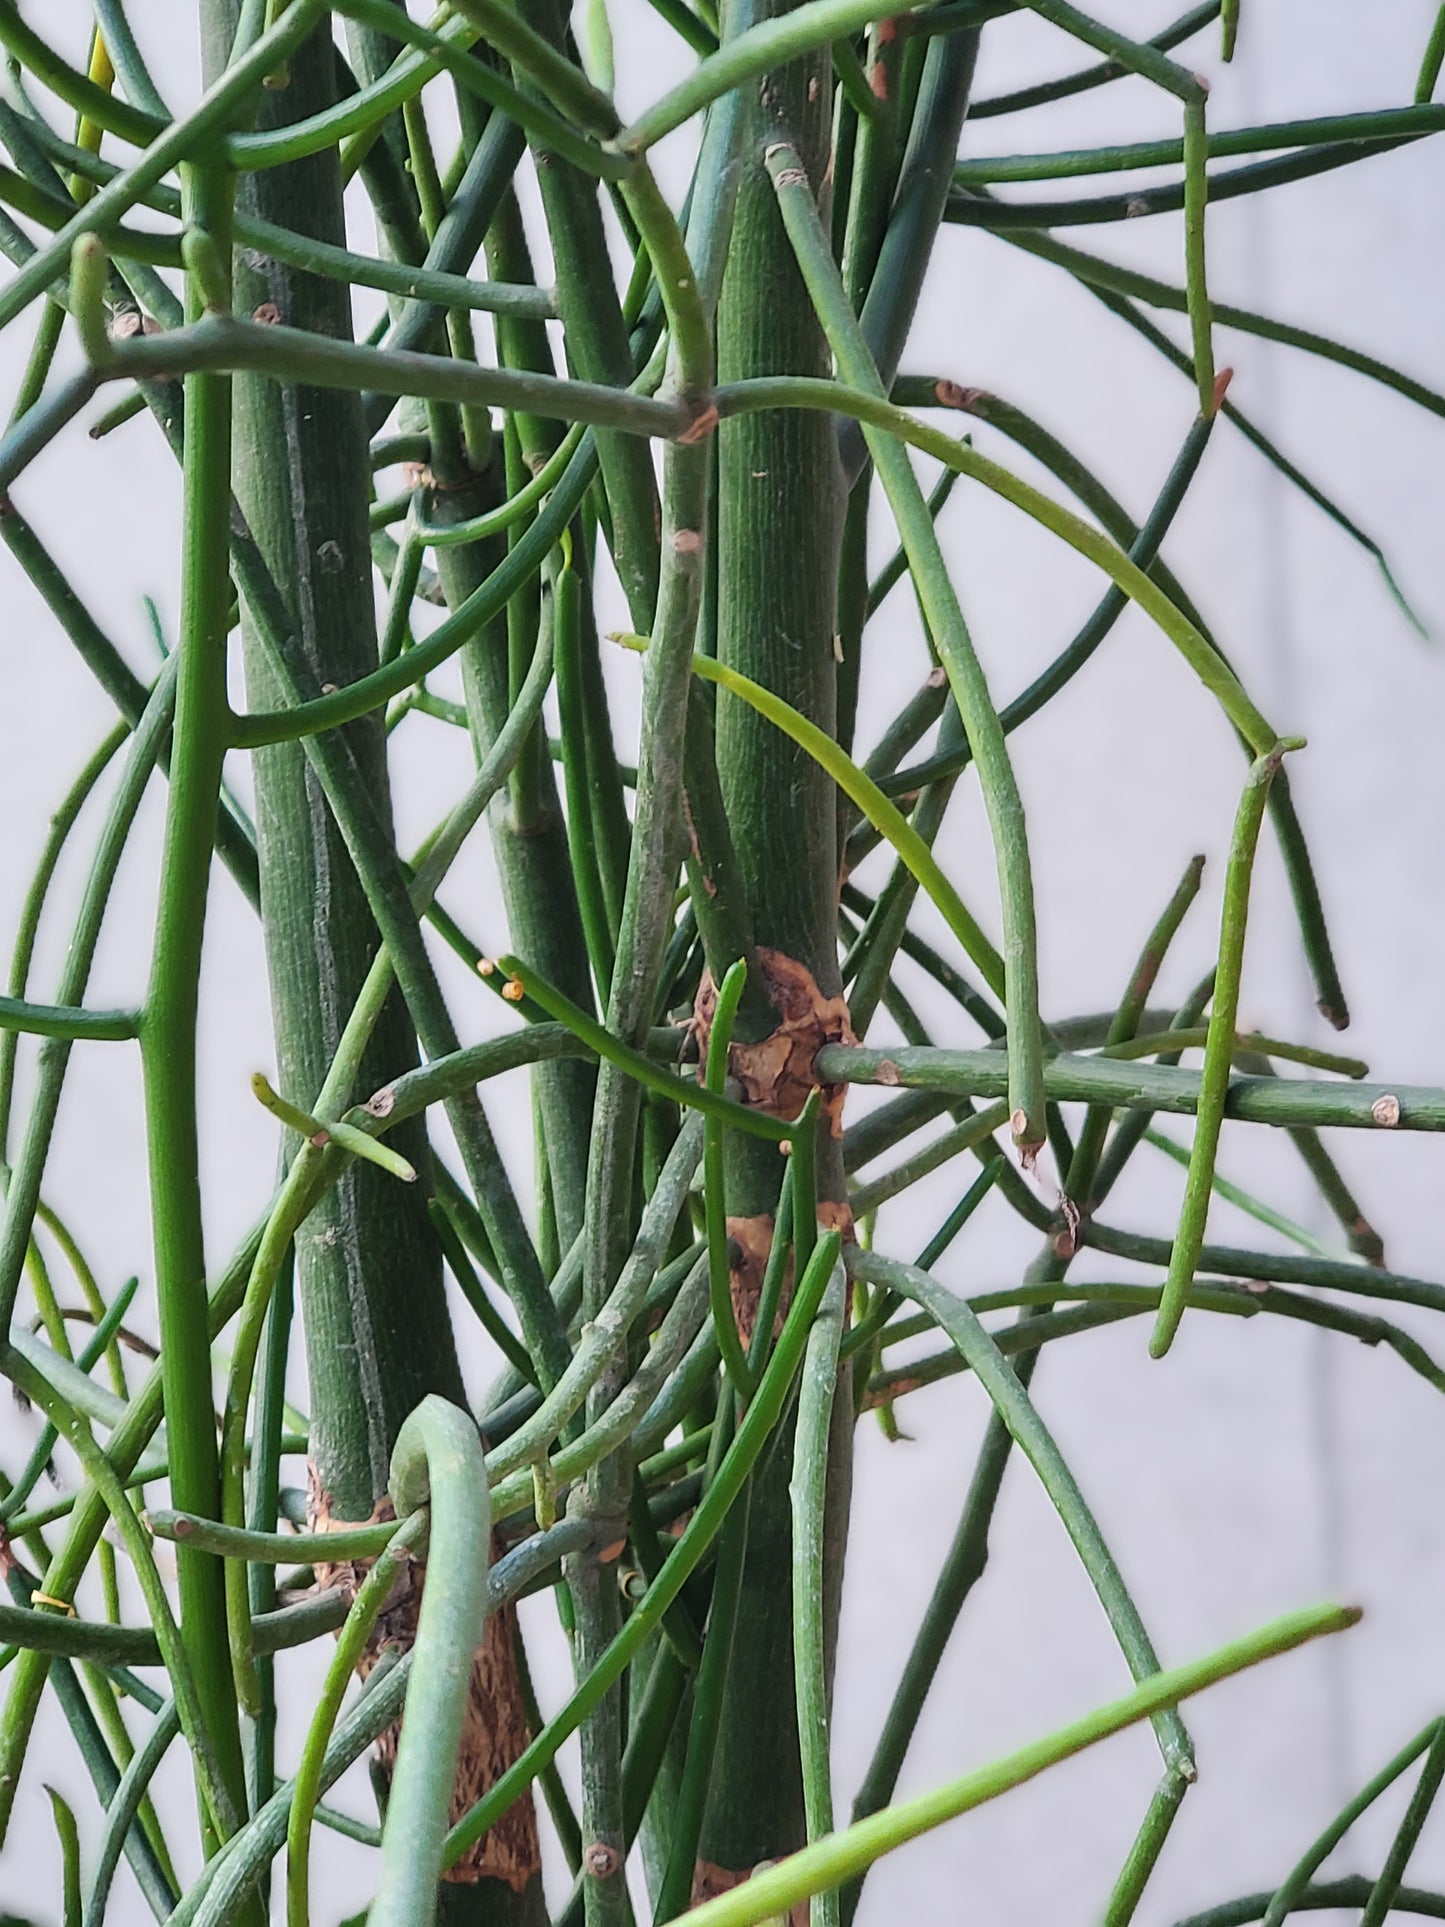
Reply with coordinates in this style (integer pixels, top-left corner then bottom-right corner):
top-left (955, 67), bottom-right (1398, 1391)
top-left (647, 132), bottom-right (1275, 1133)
top-left (0, 0), bottom-right (1442, 1921)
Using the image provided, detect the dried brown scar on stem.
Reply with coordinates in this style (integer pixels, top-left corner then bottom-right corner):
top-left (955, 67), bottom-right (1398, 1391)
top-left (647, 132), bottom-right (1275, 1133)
top-left (678, 403), bottom-right (719, 447)
top-left (692, 1860), bottom-right (810, 1926)
top-left (692, 947), bottom-right (856, 1136)
top-left (306, 1470), bottom-right (541, 1889)
top-left (727, 1203), bottom-right (854, 1346)
top-left (726, 1213), bottom-right (786, 1347)
top-left (932, 378), bottom-right (989, 413)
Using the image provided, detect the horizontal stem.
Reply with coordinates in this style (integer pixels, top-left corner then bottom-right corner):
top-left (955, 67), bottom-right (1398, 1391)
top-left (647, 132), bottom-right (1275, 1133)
top-left (93, 312), bottom-right (690, 440)
top-left (0, 994), bottom-right (139, 1041)
top-left (618, 0), bottom-right (930, 151)
top-left (816, 1044), bottom-right (1445, 1133)
top-left (955, 104), bottom-right (1445, 181)
top-left (1103, 1028), bottom-right (1367, 1079)
top-left (0, 1590), bottom-right (348, 1669)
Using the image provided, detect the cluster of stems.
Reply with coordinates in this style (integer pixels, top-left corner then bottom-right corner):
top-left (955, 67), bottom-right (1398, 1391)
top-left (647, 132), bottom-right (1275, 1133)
top-left (0, 2), bottom-right (1442, 1925)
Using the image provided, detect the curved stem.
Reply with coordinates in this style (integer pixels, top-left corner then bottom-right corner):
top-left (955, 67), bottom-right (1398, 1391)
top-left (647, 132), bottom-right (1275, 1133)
top-left (370, 1398), bottom-right (492, 1927)
top-left (286, 1508), bottom-right (429, 1927)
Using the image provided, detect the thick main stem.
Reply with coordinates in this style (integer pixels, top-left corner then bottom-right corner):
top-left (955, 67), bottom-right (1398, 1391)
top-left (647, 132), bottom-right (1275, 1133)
top-left (699, 0), bottom-right (851, 1895)
top-left (225, 13), bottom-right (460, 1521)
top-left (218, 15), bottom-right (543, 1921)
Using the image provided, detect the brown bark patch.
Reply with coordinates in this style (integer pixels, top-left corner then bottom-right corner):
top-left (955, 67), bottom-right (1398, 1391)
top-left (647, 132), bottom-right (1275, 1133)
top-left (726, 1212), bottom-right (788, 1348)
top-left (693, 947), bottom-right (855, 1134)
top-left (691, 1861), bottom-right (809, 1925)
top-left (727, 1203), bottom-right (854, 1346)
top-left (817, 1199), bottom-right (855, 1242)
top-left (307, 1472), bottom-right (540, 1889)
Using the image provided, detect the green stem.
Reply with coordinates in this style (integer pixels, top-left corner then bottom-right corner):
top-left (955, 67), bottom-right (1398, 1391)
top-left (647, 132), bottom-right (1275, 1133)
top-left (2, 1348), bottom-right (240, 1844)
top-left (139, 149), bottom-right (253, 1865)
top-left (290, 1607), bottom-right (385, 1915)
top-left (437, 1233), bottom-right (842, 1873)
top-left (368, 1400), bottom-right (493, 1927)
top-left (620, 0), bottom-right (935, 151)
top-left (767, 144), bottom-right (1045, 1152)
top-left (707, 960), bottom-right (756, 1403)
top-left (955, 105), bottom-right (1445, 181)
top-left (1420, 6), bottom-right (1445, 102)
top-left (1358, 1723), bottom-right (1445, 1927)
top-left (82, 1697), bottom-right (183, 1927)
top-left (1261, 1717), bottom-right (1444, 1927)
top-left (91, 309), bottom-right (693, 438)
top-left (1151, 742), bottom-right (1297, 1358)
top-left (0, 0), bottom-right (330, 333)
top-left (814, 1043), bottom-right (1445, 1134)
top-left (791, 1256), bottom-right (846, 1924)
top-left (969, 3), bottom-right (1218, 117)
top-left (0, 995), bottom-right (138, 1041)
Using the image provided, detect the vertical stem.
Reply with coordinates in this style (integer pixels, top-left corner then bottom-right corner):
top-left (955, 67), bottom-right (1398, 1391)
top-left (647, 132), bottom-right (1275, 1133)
top-left (791, 1257), bottom-right (846, 1927)
top-left (214, 13), bottom-right (549, 1922)
top-left (1151, 742), bottom-right (1297, 1357)
top-left (699, 0), bottom-right (851, 1896)
top-left (140, 149), bottom-right (254, 1871)
top-left (767, 147), bottom-right (1046, 1154)
top-left (225, 9), bottom-right (463, 1519)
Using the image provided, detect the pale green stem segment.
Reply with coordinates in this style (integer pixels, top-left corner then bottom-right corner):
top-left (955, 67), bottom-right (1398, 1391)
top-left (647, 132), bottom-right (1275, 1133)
top-left (767, 143), bottom-right (1046, 1149)
top-left (371, 1397), bottom-right (492, 1927)
top-left (616, 0), bottom-right (930, 152)
top-left (814, 1042), bottom-right (1445, 1133)
top-left (675, 1606), bottom-right (1358, 1927)
top-left (249, 1073), bottom-right (418, 1183)
top-left (792, 1259), bottom-right (847, 1926)
top-left (412, 423), bottom-right (587, 548)
top-left (1151, 740), bottom-right (1301, 1358)
top-left (1182, 100), bottom-right (1216, 412)
top-left (149, 1511), bottom-right (397, 1565)
top-left (851, 1250), bottom-right (1193, 1783)
top-left (953, 105), bottom-right (1445, 182)
top-left (141, 149), bottom-right (254, 1880)
top-left (77, 302), bottom-right (692, 442)
top-left (218, 1143), bottom-right (327, 1717)
top-left (1222, 0), bottom-right (1239, 59)
top-left (480, 1113), bottom-right (704, 1485)
top-left (707, 959), bottom-right (756, 1403)
top-left (46, 1784), bottom-right (81, 1927)
top-left (286, 1508), bottom-right (430, 1927)
top-left (1103, 1029), bottom-right (1365, 1080)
